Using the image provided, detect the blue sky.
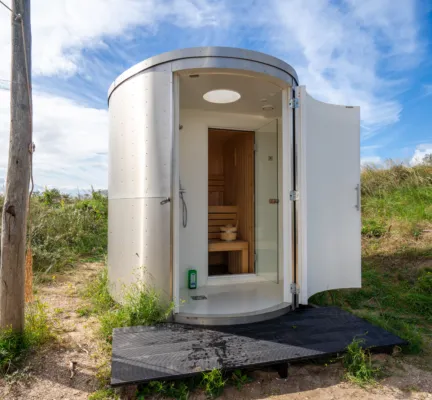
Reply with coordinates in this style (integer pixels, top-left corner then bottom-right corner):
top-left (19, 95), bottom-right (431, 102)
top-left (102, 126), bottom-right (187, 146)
top-left (0, 0), bottom-right (431, 190)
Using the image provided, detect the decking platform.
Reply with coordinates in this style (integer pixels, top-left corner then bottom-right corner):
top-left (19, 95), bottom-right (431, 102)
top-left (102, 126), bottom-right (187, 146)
top-left (111, 306), bottom-right (405, 387)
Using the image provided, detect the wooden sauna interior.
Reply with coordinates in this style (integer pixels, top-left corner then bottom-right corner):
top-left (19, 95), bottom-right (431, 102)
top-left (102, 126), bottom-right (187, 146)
top-left (208, 129), bottom-right (255, 276)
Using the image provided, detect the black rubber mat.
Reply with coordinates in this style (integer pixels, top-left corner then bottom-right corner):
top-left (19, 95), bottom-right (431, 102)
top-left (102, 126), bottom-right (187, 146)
top-left (111, 306), bottom-right (406, 386)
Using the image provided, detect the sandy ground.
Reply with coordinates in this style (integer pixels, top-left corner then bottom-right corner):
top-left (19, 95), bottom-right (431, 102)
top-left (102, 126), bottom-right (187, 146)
top-left (0, 263), bottom-right (431, 400)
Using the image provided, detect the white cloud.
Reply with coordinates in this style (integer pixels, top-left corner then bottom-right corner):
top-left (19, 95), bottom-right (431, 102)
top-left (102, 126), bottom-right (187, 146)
top-left (0, 0), bottom-right (230, 189)
top-left (0, 88), bottom-right (108, 189)
top-left (255, 0), bottom-right (421, 132)
top-left (0, 0), bottom-right (229, 78)
top-left (410, 144), bottom-right (432, 165)
top-left (361, 156), bottom-right (383, 166)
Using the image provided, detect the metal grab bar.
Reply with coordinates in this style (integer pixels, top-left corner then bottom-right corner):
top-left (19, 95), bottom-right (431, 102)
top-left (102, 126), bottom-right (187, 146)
top-left (355, 184), bottom-right (360, 211)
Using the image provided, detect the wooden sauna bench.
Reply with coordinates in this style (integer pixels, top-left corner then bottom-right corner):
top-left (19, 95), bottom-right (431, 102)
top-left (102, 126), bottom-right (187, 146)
top-left (208, 205), bottom-right (249, 274)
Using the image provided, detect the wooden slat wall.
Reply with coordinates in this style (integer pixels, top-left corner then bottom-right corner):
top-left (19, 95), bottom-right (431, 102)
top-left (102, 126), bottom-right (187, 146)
top-left (223, 132), bottom-right (255, 273)
top-left (207, 206), bottom-right (238, 240)
top-left (208, 174), bottom-right (224, 206)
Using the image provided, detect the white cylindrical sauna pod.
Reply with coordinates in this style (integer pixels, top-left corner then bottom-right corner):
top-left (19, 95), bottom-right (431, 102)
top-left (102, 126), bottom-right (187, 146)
top-left (107, 47), bottom-right (298, 308)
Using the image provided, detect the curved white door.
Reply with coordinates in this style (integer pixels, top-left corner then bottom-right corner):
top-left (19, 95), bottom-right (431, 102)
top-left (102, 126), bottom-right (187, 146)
top-left (295, 86), bottom-right (361, 304)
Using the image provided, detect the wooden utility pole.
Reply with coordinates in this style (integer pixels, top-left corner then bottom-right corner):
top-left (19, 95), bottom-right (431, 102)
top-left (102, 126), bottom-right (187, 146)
top-left (0, 0), bottom-right (32, 332)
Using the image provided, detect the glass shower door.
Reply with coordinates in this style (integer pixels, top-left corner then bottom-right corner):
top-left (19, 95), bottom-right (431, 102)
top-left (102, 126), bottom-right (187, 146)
top-left (254, 120), bottom-right (279, 283)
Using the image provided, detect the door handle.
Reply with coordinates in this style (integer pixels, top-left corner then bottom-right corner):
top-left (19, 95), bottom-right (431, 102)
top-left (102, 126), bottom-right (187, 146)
top-left (269, 199), bottom-right (279, 204)
top-left (355, 184), bottom-right (360, 211)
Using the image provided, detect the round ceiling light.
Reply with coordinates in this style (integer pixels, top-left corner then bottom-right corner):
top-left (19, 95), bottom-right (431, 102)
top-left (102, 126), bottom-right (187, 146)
top-left (203, 89), bottom-right (241, 104)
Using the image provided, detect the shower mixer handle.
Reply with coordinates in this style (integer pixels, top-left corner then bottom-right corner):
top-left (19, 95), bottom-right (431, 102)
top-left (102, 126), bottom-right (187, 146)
top-left (160, 197), bottom-right (171, 205)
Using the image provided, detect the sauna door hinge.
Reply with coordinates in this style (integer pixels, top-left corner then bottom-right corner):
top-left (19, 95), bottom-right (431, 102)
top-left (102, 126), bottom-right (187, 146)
top-left (289, 98), bottom-right (299, 109)
top-left (290, 283), bottom-right (299, 295)
top-left (290, 190), bottom-right (299, 201)
top-left (254, 253), bottom-right (257, 265)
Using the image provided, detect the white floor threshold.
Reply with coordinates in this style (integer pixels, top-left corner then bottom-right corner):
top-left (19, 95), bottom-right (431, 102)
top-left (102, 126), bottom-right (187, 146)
top-left (177, 280), bottom-right (287, 321)
top-left (207, 273), bottom-right (272, 286)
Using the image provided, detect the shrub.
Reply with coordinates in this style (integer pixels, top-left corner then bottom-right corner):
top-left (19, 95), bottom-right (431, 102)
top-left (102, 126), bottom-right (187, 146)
top-left (1, 189), bottom-right (108, 273)
top-left (30, 189), bottom-right (108, 272)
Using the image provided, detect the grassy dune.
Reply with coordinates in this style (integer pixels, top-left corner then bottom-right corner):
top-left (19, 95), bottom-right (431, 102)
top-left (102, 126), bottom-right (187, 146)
top-left (0, 163), bottom-right (431, 373)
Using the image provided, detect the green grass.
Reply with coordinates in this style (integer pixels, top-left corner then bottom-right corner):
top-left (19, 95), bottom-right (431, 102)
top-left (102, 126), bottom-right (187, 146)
top-left (137, 379), bottom-right (196, 400)
top-left (343, 338), bottom-right (380, 386)
top-left (82, 265), bottom-right (115, 315)
top-left (88, 388), bottom-right (119, 400)
top-left (83, 266), bottom-right (174, 343)
top-left (311, 258), bottom-right (429, 354)
top-left (0, 301), bottom-right (54, 373)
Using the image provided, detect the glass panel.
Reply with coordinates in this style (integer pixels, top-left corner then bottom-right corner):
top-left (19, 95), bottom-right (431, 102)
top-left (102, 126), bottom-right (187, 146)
top-left (255, 120), bottom-right (279, 282)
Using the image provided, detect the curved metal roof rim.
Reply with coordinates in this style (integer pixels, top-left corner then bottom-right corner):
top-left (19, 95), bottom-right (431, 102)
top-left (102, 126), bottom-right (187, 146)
top-left (107, 46), bottom-right (299, 101)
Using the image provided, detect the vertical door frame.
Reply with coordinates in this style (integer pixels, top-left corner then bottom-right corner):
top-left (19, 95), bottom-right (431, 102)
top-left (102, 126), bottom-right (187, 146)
top-left (173, 84), bottom-right (296, 309)
top-left (281, 88), bottom-right (294, 303)
top-left (291, 85), bottom-right (301, 308)
top-left (171, 73), bottom-right (180, 313)
top-left (295, 86), bottom-right (306, 305)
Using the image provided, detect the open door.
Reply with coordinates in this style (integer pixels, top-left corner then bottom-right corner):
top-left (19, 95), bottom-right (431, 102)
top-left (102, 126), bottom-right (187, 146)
top-left (295, 86), bottom-right (361, 304)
